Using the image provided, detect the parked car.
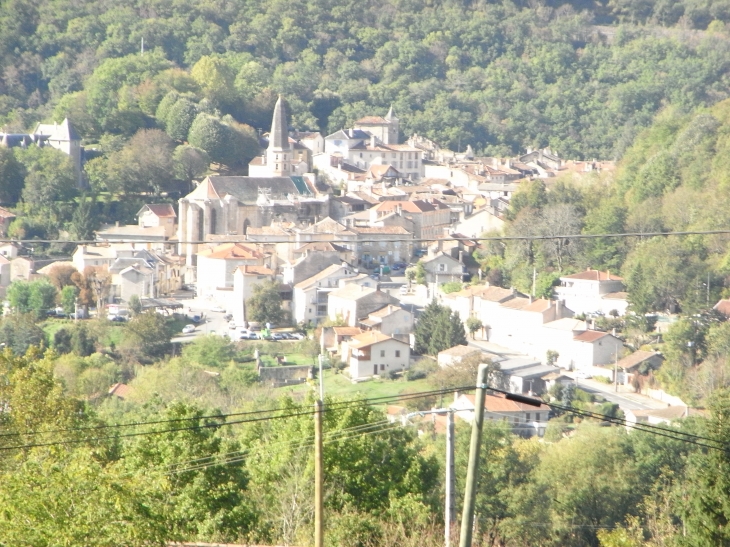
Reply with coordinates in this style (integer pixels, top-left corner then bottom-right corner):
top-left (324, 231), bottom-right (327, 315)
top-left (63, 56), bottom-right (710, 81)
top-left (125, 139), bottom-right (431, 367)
top-left (228, 321), bottom-right (238, 330)
top-left (182, 324), bottom-right (196, 334)
top-left (575, 370), bottom-right (593, 380)
top-left (109, 315), bottom-right (126, 322)
top-left (211, 306), bottom-right (226, 313)
top-left (271, 333), bottom-right (285, 340)
top-left (399, 285), bottom-right (409, 295)
top-left (290, 332), bottom-right (305, 340)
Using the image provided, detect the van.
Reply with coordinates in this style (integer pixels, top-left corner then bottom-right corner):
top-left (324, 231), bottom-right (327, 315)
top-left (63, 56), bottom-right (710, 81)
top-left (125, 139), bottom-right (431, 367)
top-left (399, 285), bottom-right (409, 296)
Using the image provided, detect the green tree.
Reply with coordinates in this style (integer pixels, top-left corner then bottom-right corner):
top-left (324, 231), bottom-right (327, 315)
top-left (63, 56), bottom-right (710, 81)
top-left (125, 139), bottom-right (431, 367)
top-left (0, 147), bottom-right (25, 205)
top-left (466, 316), bottom-right (483, 339)
top-left (122, 311), bottom-right (174, 360)
top-left (28, 279), bottom-right (58, 317)
top-left (0, 313), bottom-right (47, 355)
top-left (414, 300), bottom-right (466, 355)
top-left (69, 194), bottom-right (99, 240)
top-left (166, 97), bottom-right (199, 141)
top-left (246, 280), bottom-right (287, 325)
top-left (173, 144), bottom-right (209, 183)
top-left (128, 294), bottom-right (142, 316)
top-left (122, 403), bottom-right (256, 542)
top-left (182, 336), bottom-right (236, 368)
top-left (683, 389), bottom-right (730, 544)
top-left (16, 147), bottom-right (77, 210)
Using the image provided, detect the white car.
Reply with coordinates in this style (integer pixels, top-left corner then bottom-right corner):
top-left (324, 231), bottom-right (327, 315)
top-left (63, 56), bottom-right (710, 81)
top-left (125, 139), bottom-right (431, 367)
top-left (399, 285), bottom-right (409, 295)
top-left (211, 306), bottom-right (226, 313)
top-left (575, 370), bottom-right (592, 380)
top-left (182, 324), bottom-right (196, 334)
top-left (228, 321), bottom-right (237, 330)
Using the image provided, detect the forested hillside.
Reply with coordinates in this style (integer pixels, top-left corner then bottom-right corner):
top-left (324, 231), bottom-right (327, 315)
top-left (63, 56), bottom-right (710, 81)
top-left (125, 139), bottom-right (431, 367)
top-left (3, 0), bottom-right (730, 159)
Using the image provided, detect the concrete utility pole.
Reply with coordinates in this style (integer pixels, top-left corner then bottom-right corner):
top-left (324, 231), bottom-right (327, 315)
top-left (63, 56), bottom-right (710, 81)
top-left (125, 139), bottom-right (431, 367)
top-left (314, 400), bottom-right (324, 547)
top-left (401, 408), bottom-right (456, 547)
top-left (459, 363), bottom-right (490, 547)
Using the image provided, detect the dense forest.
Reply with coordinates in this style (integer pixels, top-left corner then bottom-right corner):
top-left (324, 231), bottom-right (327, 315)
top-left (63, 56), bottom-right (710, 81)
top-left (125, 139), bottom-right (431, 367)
top-left (3, 0), bottom-right (730, 159)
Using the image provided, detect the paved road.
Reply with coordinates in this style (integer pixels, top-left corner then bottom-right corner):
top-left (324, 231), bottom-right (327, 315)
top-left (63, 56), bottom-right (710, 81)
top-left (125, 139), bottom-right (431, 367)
top-left (171, 298), bottom-right (233, 343)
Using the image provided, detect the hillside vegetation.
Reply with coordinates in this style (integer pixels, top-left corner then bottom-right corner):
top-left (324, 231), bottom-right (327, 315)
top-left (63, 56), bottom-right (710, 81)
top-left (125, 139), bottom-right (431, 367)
top-left (2, 0), bottom-right (730, 160)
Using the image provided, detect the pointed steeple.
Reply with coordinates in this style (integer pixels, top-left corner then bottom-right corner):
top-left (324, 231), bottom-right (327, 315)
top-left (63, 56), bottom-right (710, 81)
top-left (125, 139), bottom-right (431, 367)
top-left (385, 104), bottom-right (398, 121)
top-left (268, 95), bottom-right (290, 151)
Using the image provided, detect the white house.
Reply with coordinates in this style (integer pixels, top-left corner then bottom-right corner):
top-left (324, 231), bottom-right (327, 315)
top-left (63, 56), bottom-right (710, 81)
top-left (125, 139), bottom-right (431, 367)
top-left (231, 265), bottom-right (277, 326)
top-left (136, 204), bottom-right (177, 238)
top-left (359, 304), bottom-right (413, 336)
top-left (343, 331), bottom-right (411, 380)
top-left (437, 345), bottom-right (483, 368)
top-left (450, 392), bottom-right (551, 437)
top-left (554, 269), bottom-right (629, 316)
top-left (292, 263), bottom-right (358, 325)
top-left (196, 243), bottom-right (266, 301)
top-left (327, 284), bottom-right (398, 327)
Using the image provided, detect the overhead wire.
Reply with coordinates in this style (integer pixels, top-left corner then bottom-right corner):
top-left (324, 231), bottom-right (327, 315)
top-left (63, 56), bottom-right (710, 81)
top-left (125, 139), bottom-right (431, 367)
top-left (6, 228), bottom-right (730, 246)
top-left (0, 385), bottom-right (474, 440)
top-left (0, 386), bottom-right (475, 452)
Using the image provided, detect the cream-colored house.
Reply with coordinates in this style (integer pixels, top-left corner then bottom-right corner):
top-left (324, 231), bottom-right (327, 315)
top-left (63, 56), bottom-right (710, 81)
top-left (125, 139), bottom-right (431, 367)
top-left (343, 331), bottom-right (411, 380)
top-left (292, 263), bottom-right (359, 325)
top-left (196, 243), bottom-right (266, 300)
top-left (554, 269), bottom-right (629, 316)
top-left (327, 285), bottom-right (398, 327)
top-left (359, 304), bottom-right (413, 336)
top-left (451, 392), bottom-right (551, 437)
top-left (136, 204), bottom-right (177, 238)
top-left (231, 265), bottom-right (278, 326)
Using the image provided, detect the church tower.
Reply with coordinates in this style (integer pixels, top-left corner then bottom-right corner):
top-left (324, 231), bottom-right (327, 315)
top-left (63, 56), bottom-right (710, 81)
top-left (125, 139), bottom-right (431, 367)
top-left (384, 104), bottom-right (399, 145)
top-left (266, 95), bottom-right (291, 176)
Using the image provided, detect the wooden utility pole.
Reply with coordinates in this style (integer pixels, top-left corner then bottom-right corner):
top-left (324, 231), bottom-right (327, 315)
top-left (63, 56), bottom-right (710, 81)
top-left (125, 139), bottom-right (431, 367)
top-left (459, 364), bottom-right (490, 547)
top-left (314, 399), bottom-right (324, 547)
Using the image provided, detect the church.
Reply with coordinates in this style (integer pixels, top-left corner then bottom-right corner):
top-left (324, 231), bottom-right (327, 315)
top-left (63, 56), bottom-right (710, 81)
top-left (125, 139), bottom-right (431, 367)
top-left (177, 96), bottom-right (330, 266)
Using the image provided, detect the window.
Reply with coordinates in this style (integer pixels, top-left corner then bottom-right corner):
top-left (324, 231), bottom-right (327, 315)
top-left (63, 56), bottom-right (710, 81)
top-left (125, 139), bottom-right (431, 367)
top-left (526, 413), bottom-right (531, 421)
top-left (395, 350), bottom-right (400, 357)
top-left (438, 263), bottom-right (446, 272)
top-left (380, 350), bottom-right (385, 357)
top-left (535, 413), bottom-right (540, 421)
top-left (380, 364), bottom-right (385, 371)
top-left (514, 417), bottom-right (519, 424)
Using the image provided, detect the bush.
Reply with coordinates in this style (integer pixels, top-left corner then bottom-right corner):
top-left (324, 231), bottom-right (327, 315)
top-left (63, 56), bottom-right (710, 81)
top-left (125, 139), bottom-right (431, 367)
top-left (594, 375), bottom-right (612, 384)
top-left (405, 369), bottom-right (427, 381)
top-left (388, 370), bottom-right (400, 380)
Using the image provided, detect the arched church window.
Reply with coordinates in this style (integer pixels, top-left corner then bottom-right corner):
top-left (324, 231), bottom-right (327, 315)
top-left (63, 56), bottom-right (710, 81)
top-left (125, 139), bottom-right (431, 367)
top-left (209, 208), bottom-right (217, 235)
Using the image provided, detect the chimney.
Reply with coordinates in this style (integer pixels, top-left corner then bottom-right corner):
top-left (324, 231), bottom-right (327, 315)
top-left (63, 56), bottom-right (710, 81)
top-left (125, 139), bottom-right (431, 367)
top-left (371, 135), bottom-right (376, 148)
top-left (458, 250), bottom-right (464, 264)
top-left (556, 299), bottom-right (562, 315)
top-left (529, 295), bottom-right (533, 304)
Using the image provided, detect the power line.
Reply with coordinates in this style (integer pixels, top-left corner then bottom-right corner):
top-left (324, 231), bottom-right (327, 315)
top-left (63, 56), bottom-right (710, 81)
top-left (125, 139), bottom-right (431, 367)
top-left (5, 228), bottom-right (730, 246)
top-left (0, 386), bottom-right (476, 452)
top-left (0, 385), bottom-right (472, 440)
top-left (485, 385), bottom-right (725, 450)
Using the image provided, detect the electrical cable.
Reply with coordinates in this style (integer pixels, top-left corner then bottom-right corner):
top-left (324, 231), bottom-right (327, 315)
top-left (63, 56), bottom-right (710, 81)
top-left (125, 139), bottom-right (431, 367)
top-left (0, 384), bottom-right (476, 440)
top-left (0, 386), bottom-right (475, 451)
top-left (8, 228), bottom-right (730, 246)
top-left (484, 384), bottom-right (726, 448)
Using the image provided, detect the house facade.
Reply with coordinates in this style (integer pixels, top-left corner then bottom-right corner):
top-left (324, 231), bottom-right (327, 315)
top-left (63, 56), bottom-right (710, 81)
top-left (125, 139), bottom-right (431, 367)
top-left (344, 331), bottom-right (411, 379)
top-left (554, 269), bottom-right (628, 316)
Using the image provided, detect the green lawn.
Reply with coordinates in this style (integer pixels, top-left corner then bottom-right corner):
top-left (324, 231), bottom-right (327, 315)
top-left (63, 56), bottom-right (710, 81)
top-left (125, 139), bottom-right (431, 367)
top-left (280, 368), bottom-right (437, 406)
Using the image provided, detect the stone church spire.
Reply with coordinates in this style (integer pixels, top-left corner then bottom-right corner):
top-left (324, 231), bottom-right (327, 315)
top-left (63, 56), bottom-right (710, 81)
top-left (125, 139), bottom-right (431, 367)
top-left (268, 95), bottom-right (290, 152)
top-left (266, 95), bottom-right (291, 175)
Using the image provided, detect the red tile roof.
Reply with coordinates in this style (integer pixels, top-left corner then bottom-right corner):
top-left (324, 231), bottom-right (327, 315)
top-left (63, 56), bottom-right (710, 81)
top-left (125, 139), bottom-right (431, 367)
top-left (573, 330), bottom-right (610, 343)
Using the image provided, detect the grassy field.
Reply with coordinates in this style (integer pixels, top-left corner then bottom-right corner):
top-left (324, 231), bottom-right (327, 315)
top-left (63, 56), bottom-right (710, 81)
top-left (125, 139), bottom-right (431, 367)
top-left (280, 368), bottom-right (437, 407)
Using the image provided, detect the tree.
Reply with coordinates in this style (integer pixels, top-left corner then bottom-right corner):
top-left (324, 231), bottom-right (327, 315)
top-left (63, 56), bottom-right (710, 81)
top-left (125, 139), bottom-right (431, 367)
top-left (7, 279), bottom-right (58, 317)
top-left (47, 263), bottom-right (80, 290)
top-left (69, 194), bottom-right (99, 240)
top-left (122, 311), bottom-right (174, 360)
top-left (0, 147), bottom-right (25, 205)
top-left (182, 336), bottom-right (235, 368)
top-left (246, 280), bottom-right (287, 325)
top-left (16, 147), bottom-right (77, 210)
top-left (683, 389), bottom-right (730, 544)
top-left (128, 294), bottom-right (142, 316)
top-left (173, 145), bottom-right (209, 183)
top-left (0, 313), bottom-right (46, 355)
top-left (414, 300), bottom-right (467, 355)
top-left (122, 403), bottom-right (256, 542)
top-left (466, 316), bottom-right (483, 339)
top-left (165, 97), bottom-right (199, 141)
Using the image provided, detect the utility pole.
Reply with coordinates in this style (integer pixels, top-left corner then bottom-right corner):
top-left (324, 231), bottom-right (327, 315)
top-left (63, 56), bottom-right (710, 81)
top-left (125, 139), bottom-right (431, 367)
top-left (314, 400), bottom-right (324, 547)
top-left (459, 363), bottom-right (490, 547)
top-left (445, 410), bottom-right (455, 547)
top-left (614, 350), bottom-right (618, 393)
top-left (401, 408), bottom-right (457, 547)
